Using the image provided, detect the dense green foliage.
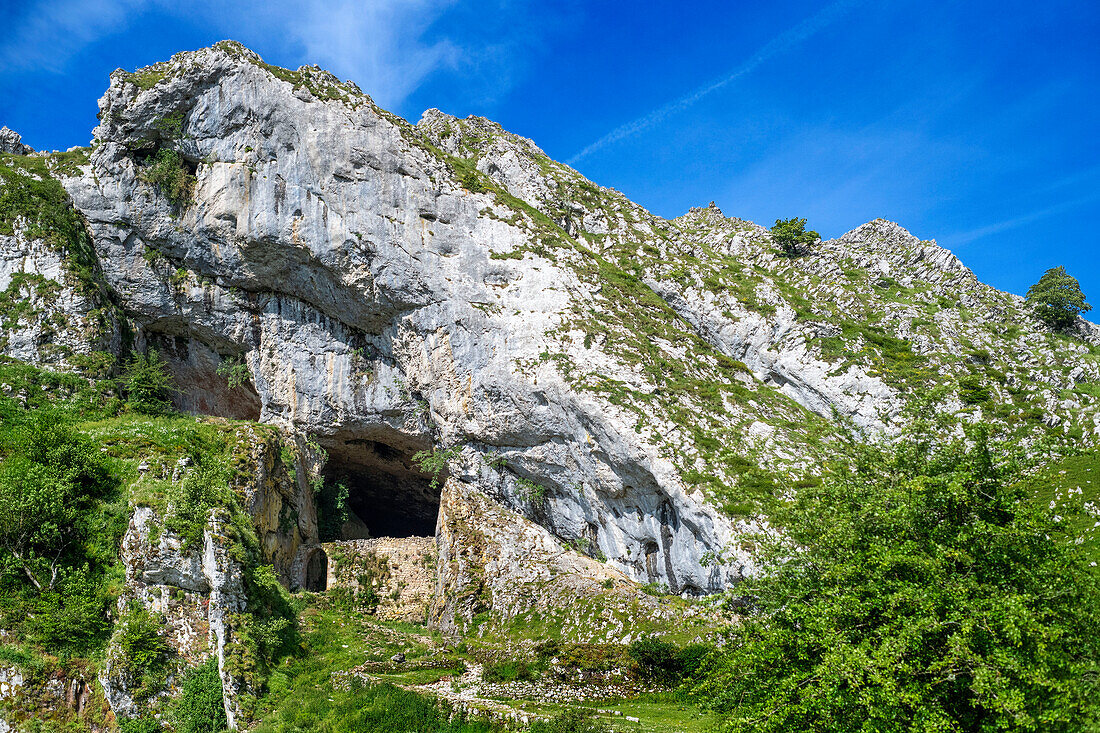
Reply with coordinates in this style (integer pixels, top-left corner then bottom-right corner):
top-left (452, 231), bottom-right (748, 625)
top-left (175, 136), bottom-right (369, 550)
top-left (316, 479), bottom-right (350, 542)
top-left (0, 154), bottom-right (106, 297)
top-left (124, 349), bottom-right (176, 415)
top-left (112, 607), bottom-right (173, 701)
top-left (770, 217), bottom-right (820, 257)
top-left (0, 413), bottom-right (123, 654)
top-left (628, 637), bottom-right (711, 685)
top-left (1026, 266), bottom-right (1091, 330)
top-left (139, 148), bottom-right (196, 208)
top-left (692, 421), bottom-right (1100, 732)
top-left (173, 658), bottom-right (228, 733)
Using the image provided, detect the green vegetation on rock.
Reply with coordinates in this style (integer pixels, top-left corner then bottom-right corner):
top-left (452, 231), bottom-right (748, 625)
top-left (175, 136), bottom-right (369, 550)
top-left (770, 217), bottom-right (820, 257)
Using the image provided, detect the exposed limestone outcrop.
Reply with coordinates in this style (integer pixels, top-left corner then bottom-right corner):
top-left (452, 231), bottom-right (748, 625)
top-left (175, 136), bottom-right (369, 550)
top-left (99, 426), bottom-right (316, 726)
top-left (0, 128), bottom-right (32, 156)
top-left (1, 41), bottom-right (1098, 727)
top-left (56, 41), bottom-right (751, 598)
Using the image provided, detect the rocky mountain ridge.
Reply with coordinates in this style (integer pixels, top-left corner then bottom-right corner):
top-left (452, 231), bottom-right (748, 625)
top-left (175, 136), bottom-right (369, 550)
top-left (4, 39), bottom-right (1099, 581)
top-left (2, 39), bottom-right (1099, 727)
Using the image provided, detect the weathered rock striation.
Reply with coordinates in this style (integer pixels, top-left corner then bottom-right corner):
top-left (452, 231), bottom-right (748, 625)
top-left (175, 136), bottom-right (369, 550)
top-left (1, 42), bottom-right (1099, 726)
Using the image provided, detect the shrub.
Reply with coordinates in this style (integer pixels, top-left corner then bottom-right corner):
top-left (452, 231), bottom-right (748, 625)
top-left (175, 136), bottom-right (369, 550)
top-left (140, 148), bottom-right (196, 208)
top-left (124, 349), bottom-right (175, 415)
top-left (770, 217), bottom-right (820, 257)
top-left (958, 373), bottom-right (992, 405)
top-left (174, 657), bottom-right (228, 733)
top-left (165, 456), bottom-right (231, 548)
top-left (0, 414), bottom-right (119, 652)
top-left (114, 607), bottom-right (173, 700)
top-left (676, 643), bottom-right (713, 680)
top-left (628, 637), bottom-right (682, 684)
top-left (120, 716), bottom-right (162, 733)
top-left (216, 357), bottom-right (251, 389)
top-left (316, 480), bottom-right (350, 542)
top-left (692, 420), bottom-right (1100, 732)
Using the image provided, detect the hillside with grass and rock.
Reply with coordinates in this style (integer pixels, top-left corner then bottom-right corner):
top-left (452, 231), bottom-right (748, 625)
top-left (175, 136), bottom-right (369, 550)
top-left (1, 42), bottom-right (1099, 733)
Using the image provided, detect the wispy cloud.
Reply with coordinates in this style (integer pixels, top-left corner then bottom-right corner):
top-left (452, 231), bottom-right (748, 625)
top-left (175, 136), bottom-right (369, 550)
top-left (0, 0), bottom-right (148, 73)
top-left (945, 191), bottom-right (1100, 248)
top-left (267, 0), bottom-right (461, 108)
top-left (0, 0), bottom-right (472, 108)
top-left (567, 0), bottom-right (866, 166)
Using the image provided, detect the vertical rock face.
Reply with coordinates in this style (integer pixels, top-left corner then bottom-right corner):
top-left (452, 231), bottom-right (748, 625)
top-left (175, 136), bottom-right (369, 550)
top-left (0, 128), bottom-right (32, 156)
top-left (58, 41), bottom-right (751, 598)
top-left (99, 428), bottom-right (316, 725)
top-left (2, 43), bottom-right (1099, 728)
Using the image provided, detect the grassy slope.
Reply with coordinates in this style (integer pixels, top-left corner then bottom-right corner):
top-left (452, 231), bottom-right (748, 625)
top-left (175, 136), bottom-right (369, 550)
top-left (1030, 449), bottom-right (1100, 563)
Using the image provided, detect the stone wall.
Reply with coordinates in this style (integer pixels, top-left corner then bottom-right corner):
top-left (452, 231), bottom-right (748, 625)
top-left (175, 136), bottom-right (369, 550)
top-left (323, 537), bottom-right (437, 624)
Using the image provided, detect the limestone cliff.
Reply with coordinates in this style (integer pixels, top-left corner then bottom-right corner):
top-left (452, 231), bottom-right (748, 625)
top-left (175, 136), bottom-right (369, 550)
top-left (1, 40), bottom-right (1098, 640)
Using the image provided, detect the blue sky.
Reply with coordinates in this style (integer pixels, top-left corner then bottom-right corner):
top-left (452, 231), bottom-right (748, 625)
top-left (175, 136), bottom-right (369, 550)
top-left (2, 0), bottom-right (1098, 302)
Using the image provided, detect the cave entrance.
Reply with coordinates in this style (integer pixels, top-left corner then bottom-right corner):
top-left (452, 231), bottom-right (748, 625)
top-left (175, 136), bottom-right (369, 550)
top-left (319, 433), bottom-right (443, 540)
top-left (304, 548), bottom-right (328, 591)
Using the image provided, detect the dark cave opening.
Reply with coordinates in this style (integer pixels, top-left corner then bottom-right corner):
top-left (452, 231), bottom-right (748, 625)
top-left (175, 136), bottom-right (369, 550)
top-left (304, 548), bottom-right (328, 591)
top-left (319, 433), bottom-right (443, 540)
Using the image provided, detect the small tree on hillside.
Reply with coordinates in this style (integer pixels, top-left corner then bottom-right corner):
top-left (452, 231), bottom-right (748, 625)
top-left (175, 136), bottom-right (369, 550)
top-left (124, 349), bottom-right (176, 415)
top-left (770, 217), bottom-right (820, 257)
top-left (1026, 266), bottom-right (1091, 330)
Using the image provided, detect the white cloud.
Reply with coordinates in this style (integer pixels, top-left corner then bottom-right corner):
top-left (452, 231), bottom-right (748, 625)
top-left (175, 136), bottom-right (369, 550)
top-left (258, 0), bottom-right (462, 107)
top-left (0, 0), bottom-right (148, 73)
top-left (0, 0), bottom-right (468, 108)
top-left (567, 0), bottom-right (866, 166)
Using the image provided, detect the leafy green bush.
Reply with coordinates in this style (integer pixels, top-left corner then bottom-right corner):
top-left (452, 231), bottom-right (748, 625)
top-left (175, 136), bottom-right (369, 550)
top-left (958, 373), bottom-right (992, 405)
top-left (165, 456), bottom-right (231, 547)
top-left (628, 637), bottom-right (681, 684)
top-left (316, 480), bottom-right (350, 542)
top-left (114, 607), bottom-right (173, 700)
top-left (124, 349), bottom-right (175, 415)
top-left (120, 716), bottom-right (163, 733)
top-left (0, 413), bottom-right (121, 653)
top-left (140, 148), bottom-right (196, 208)
top-left (1026, 266), bottom-right (1091, 330)
top-left (216, 357), bottom-right (251, 389)
top-left (770, 217), bottom-right (820, 257)
top-left (692, 420), bottom-right (1100, 732)
top-left (174, 657), bottom-right (228, 733)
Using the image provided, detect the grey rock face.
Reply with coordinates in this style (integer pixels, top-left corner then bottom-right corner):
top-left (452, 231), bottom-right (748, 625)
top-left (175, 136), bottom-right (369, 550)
top-left (99, 428), bottom-right (314, 725)
top-left (0, 127), bottom-right (32, 155)
top-left (62, 42), bottom-right (748, 598)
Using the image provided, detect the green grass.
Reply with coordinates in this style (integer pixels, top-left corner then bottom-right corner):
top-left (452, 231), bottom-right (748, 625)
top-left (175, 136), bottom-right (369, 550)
top-left (498, 694), bottom-right (720, 733)
top-left (1029, 449), bottom-right (1100, 563)
top-left (253, 598), bottom-right (483, 732)
top-left (0, 152), bottom-right (116, 301)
